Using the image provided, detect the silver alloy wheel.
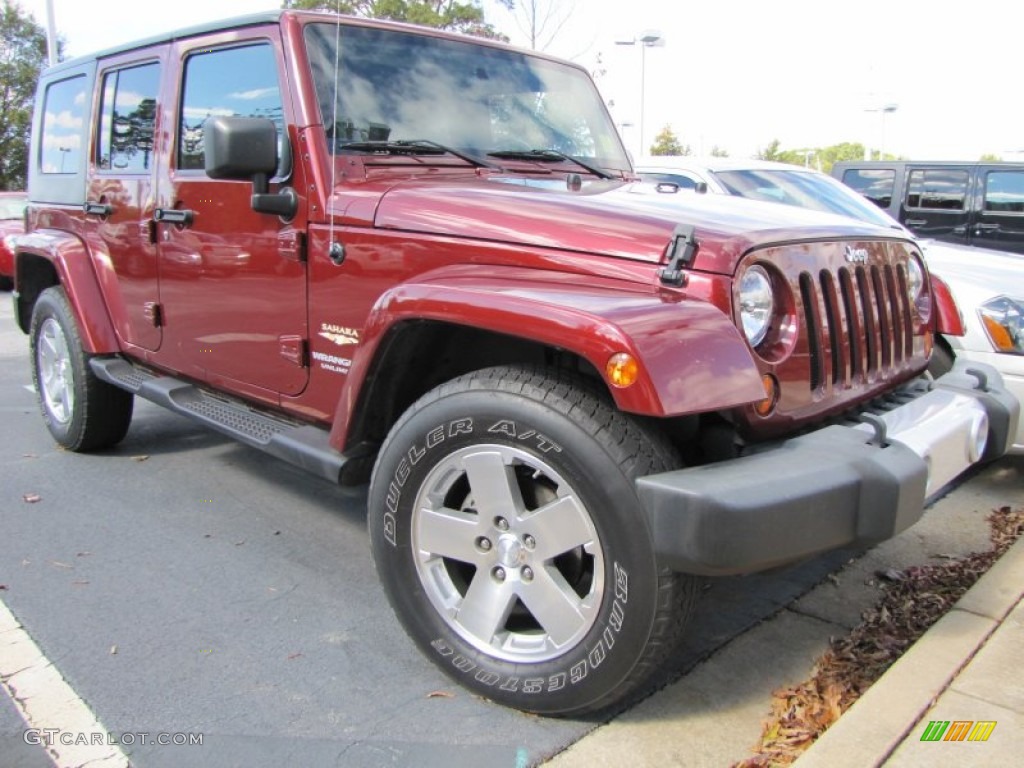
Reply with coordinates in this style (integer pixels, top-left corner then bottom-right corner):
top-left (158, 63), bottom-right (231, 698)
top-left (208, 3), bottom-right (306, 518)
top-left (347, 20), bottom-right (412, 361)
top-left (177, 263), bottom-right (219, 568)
top-left (36, 317), bottom-right (74, 425)
top-left (412, 444), bottom-right (605, 663)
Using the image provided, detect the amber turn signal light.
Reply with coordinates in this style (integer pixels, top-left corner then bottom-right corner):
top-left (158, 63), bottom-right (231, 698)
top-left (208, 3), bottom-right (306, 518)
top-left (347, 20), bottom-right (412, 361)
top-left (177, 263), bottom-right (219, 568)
top-left (754, 373), bottom-right (778, 416)
top-left (606, 353), bottom-right (639, 388)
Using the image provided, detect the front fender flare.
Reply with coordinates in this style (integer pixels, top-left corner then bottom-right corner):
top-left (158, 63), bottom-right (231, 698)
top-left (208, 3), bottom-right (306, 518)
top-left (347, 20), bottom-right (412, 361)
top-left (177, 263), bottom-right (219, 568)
top-left (330, 273), bottom-right (764, 449)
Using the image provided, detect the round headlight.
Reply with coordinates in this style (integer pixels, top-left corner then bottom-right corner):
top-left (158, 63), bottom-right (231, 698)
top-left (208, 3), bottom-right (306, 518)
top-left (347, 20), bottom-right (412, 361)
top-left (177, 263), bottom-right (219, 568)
top-left (739, 265), bottom-right (774, 347)
top-left (907, 256), bottom-right (924, 303)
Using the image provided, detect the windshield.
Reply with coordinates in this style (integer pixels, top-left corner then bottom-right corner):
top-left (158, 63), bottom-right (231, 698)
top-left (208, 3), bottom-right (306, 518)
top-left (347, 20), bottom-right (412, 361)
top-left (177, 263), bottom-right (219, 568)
top-left (713, 169), bottom-right (901, 229)
top-left (0, 195), bottom-right (26, 220)
top-left (303, 23), bottom-right (630, 173)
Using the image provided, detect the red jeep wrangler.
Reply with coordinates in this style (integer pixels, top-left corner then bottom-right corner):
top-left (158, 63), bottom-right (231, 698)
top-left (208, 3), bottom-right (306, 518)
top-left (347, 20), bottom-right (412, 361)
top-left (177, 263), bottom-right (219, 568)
top-left (13, 10), bottom-right (1017, 717)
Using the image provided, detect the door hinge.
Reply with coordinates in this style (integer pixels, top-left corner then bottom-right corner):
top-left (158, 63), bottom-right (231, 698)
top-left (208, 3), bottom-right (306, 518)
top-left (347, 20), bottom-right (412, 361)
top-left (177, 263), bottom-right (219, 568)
top-left (278, 230), bottom-right (306, 262)
top-left (143, 301), bottom-right (163, 327)
top-left (279, 335), bottom-right (308, 368)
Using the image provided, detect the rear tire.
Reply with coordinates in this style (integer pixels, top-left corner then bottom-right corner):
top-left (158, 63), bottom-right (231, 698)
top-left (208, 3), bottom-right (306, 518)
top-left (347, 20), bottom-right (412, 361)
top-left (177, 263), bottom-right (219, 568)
top-left (30, 286), bottom-right (133, 451)
top-left (368, 365), bottom-right (699, 717)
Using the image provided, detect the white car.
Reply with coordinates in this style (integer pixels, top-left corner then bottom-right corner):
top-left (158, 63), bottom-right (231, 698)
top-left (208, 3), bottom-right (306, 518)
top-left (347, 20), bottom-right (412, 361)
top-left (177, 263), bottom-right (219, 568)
top-left (633, 157), bottom-right (1024, 453)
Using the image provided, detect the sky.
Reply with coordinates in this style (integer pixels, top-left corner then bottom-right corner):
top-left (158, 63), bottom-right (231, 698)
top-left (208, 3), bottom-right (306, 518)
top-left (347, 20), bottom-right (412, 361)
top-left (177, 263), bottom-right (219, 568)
top-left (14, 0), bottom-right (1024, 163)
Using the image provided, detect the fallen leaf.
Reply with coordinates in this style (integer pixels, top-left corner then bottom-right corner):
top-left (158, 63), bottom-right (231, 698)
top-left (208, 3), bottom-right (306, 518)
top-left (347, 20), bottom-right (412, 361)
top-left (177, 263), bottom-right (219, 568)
top-left (287, 652), bottom-right (303, 660)
top-left (49, 561), bottom-right (73, 569)
top-left (131, 455), bottom-right (150, 462)
top-left (110, 645), bottom-right (118, 655)
top-left (71, 580), bottom-right (89, 586)
top-left (0, 584), bottom-right (7, 591)
top-left (22, 453), bottom-right (38, 458)
top-left (76, 552), bottom-right (92, 558)
top-left (427, 691), bottom-right (455, 699)
top-left (234, 540), bottom-right (246, 546)
top-left (23, 493), bottom-right (41, 503)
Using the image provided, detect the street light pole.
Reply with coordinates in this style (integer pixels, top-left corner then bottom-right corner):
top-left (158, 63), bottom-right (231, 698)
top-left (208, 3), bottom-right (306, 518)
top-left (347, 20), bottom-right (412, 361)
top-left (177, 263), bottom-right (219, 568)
top-left (616, 31), bottom-right (664, 157)
top-left (864, 103), bottom-right (898, 160)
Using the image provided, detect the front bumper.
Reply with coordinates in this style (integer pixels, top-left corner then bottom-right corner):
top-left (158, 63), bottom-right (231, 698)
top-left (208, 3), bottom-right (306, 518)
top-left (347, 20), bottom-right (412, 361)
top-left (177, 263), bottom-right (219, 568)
top-left (636, 360), bottom-right (1019, 576)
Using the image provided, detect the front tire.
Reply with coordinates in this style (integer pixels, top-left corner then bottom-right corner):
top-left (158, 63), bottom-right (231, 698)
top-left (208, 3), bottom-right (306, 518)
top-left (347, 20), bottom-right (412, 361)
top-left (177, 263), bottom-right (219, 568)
top-left (30, 286), bottom-right (133, 451)
top-left (368, 365), bottom-right (698, 717)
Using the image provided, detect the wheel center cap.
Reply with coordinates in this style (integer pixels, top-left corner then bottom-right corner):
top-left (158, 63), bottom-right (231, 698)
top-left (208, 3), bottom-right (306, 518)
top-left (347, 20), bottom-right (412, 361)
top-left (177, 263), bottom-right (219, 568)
top-left (496, 534), bottom-right (527, 568)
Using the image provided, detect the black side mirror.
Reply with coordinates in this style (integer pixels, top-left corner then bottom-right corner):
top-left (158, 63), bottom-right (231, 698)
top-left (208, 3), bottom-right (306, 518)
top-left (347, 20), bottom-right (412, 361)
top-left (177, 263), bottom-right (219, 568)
top-left (204, 116), bottom-right (297, 219)
top-left (694, 181), bottom-right (708, 195)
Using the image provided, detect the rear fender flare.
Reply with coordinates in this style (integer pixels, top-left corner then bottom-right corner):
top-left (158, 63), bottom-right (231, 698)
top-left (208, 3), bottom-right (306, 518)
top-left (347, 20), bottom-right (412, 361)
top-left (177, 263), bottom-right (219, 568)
top-left (15, 230), bottom-right (120, 353)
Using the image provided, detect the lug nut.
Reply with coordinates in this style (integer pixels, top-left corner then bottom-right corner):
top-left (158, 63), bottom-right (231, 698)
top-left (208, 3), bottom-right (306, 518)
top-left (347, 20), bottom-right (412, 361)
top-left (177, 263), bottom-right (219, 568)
top-left (521, 566), bottom-right (534, 582)
top-left (523, 534), bottom-right (536, 550)
top-left (495, 517), bottom-right (509, 531)
top-left (476, 537), bottom-right (492, 552)
top-left (492, 567), bottom-right (506, 582)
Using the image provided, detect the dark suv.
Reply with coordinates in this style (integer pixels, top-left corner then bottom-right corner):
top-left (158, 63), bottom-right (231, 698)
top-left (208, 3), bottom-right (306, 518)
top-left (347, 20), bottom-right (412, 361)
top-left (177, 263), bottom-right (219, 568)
top-left (833, 160), bottom-right (1024, 254)
top-left (11, 10), bottom-right (1017, 717)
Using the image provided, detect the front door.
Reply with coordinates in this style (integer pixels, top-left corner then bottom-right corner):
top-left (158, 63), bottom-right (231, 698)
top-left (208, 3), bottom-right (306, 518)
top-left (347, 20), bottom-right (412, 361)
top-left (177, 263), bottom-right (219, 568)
top-left (156, 37), bottom-right (308, 396)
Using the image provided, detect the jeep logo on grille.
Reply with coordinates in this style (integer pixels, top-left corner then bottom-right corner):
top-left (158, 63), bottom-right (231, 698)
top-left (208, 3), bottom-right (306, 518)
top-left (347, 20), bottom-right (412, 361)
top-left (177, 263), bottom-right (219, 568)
top-left (844, 245), bottom-right (870, 264)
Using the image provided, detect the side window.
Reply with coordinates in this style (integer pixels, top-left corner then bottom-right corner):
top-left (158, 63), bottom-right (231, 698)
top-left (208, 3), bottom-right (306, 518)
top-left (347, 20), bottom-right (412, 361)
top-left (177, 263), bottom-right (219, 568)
top-left (178, 43), bottom-right (284, 171)
top-left (906, 169), bottom-right (968, 210)
top-left (97, 63), bottom-right (160, 173)
top-left (841, 169), bottom-right (895, 209)
top-left (983, 171), bottom-right (1024, 214)
top-left (40, 75), bottom-right (87, 174)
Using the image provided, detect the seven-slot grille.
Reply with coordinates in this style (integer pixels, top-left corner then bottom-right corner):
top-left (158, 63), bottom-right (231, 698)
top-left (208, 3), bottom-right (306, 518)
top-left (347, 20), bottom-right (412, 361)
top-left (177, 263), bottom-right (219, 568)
top-left (798, 260), bottom-right (915, 392)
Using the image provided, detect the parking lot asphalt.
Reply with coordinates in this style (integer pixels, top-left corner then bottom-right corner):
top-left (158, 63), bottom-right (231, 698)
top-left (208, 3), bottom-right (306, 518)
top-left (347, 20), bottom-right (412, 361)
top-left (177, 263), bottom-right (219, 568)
top-left (2, 294), bottom-right (1021, 768)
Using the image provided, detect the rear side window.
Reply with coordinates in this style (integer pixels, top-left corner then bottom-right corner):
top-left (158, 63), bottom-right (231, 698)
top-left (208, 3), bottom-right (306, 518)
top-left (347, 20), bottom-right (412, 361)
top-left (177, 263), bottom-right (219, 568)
top-left (97, 62), bottom-right (160, 173)
top-left (40, 75), bottom-right (87, 174)
top-left (841, 169), bottom-right (895, 209)
top-left (178, 43), bottom-right (283, 171)
top-left (906, 169), bottom-right (968, 210)
top-left (638, 172), bottom-right (699, 190)
top-left (983, 171), bottom-right (1024, 214)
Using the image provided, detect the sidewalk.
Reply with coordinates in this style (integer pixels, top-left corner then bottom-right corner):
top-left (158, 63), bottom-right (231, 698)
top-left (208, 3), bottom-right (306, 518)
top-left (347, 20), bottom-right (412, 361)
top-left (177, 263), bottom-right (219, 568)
top-left (793, 534), bottom-right (1024, 768)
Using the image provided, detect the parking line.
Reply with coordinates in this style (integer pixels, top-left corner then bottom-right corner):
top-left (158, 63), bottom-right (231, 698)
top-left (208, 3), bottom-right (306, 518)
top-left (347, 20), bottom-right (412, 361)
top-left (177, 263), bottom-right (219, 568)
top-left (0, 599), bottom-right (128, 768)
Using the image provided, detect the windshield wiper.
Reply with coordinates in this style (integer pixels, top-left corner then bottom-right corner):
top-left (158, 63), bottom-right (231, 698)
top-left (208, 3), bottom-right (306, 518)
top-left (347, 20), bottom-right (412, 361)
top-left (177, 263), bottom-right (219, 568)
top-left (337, 139), bottom-right (500, 170)
top-left (487, 148), bottom-right (614, 180)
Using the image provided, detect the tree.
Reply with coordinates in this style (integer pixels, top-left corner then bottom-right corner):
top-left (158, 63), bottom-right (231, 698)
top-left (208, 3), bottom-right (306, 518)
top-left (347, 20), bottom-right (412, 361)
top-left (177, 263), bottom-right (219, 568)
top-left (709, 145), bottom-right (728, 158)
top-left (281, 0), bottom-right (512, 39)
top-left (980, 153), bottom-right (1001, 162)
top-left (649, 124), bottom-right (689, 156)
top-left (506, 0), bottom-right (574, 50)
top-left (757, 140), bottom-right (873, 174)
top-left (0, 0), bottom-right (50, 190)
top-left (757, 139), bottom-right (784, 162)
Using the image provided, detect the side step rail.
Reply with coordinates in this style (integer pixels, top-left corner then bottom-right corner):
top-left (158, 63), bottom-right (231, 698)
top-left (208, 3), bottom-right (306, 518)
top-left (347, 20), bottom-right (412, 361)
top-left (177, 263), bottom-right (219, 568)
top-left (90, 357), bottom-right (361, 484)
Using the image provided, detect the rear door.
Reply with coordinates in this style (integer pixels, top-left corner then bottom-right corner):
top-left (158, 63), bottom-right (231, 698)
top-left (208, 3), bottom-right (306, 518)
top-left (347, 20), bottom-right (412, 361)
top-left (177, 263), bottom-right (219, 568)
top-left (971, 166), bottom-right (1024, 254)
top-left (155, 31), bottom-right (309, 396)
top-left (899, 166), bottom-right (972, 244)
top-left (84, 51), bottom-right (165, 352)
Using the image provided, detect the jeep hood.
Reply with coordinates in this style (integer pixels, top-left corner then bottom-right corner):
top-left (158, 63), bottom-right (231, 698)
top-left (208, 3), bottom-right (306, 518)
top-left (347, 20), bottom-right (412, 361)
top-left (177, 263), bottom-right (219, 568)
top-left (339, 175), bottom-right (904, 275)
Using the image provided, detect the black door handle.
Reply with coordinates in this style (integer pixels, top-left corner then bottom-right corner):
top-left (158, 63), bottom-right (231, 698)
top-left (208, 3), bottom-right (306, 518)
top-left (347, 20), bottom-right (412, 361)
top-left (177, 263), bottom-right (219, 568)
top-left (904, 218), bottom-right (927, 227)
top-left (974, 223), bottom-right (1000, 233)
top-left (153, 208), bottom-right (194, 225)
top-left (83, 201), bottom-right (113, 216)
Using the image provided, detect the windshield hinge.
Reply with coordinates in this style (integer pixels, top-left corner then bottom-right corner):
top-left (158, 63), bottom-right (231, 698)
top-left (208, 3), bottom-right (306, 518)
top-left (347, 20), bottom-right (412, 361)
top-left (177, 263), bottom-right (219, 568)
top-left (659, 224), bottom-right (698, 287)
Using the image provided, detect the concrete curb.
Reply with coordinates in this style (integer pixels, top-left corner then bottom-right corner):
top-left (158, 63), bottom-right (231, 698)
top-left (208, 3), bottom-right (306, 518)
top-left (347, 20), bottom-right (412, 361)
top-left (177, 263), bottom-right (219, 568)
top-left (793, 534), bottom-right (1024, 768)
